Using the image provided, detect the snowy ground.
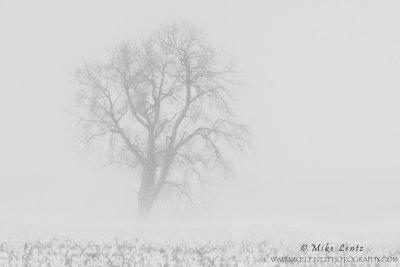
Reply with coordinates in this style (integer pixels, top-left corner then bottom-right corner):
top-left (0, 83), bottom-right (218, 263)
top-left (0, 237), bottom-right (399, 266)
top-left (1, 221), bottom-right (400, 266)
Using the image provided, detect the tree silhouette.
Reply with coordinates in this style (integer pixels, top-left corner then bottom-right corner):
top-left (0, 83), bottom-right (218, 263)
top-left (75, 23), bottom-right (249, 217)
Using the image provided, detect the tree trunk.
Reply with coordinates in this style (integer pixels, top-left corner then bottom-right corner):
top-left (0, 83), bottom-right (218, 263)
top-left (138, 164), bottom-right (156, 218)
top-left (138, 192), bottom-right (153, 218)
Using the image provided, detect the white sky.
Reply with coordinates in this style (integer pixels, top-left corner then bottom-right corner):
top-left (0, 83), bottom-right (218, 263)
top-left (1, 0), bottom-right (400, 238)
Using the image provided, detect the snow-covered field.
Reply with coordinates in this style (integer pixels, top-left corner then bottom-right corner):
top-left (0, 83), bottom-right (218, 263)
top-left (0, 238), bottom-right (270, 266)
top-left (0, 222), bottom-right (399, 266)
top-left (0, 237), bottom-right (399, 266)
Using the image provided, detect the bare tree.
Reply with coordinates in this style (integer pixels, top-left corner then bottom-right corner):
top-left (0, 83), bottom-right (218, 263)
top-left (75, 22), bottom-right (249, 217)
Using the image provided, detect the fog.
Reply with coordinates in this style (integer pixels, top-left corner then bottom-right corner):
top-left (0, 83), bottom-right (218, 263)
top-left (1, 0), bottom-right (400, 239)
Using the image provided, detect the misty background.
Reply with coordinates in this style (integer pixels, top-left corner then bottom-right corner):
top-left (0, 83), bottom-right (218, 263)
top-left (1, 0), bottom-right (400, 238)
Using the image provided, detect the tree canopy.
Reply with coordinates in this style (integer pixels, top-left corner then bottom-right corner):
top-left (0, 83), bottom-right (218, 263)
top-left (75, 22), bottom-right (249, 216)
